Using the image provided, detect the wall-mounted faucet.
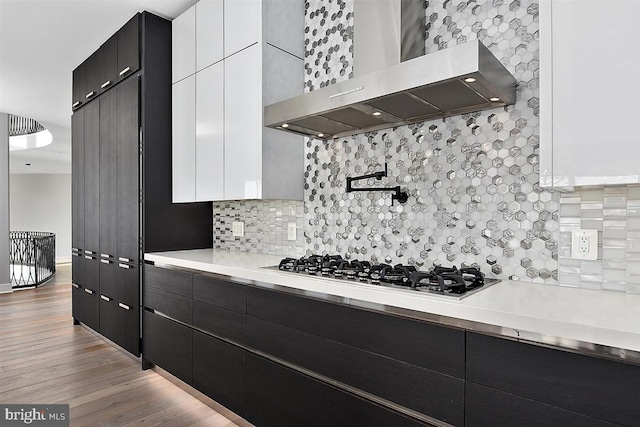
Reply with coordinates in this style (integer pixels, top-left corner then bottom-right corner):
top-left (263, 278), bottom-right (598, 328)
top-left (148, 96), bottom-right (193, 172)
top-left (345, 163), bottom-right (409, 205)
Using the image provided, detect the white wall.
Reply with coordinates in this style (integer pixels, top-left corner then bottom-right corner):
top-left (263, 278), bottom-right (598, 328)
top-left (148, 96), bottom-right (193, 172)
top-left (0, 113), bottom-right (10, 292)
top-left (9, 173), bottom-right (72, 262)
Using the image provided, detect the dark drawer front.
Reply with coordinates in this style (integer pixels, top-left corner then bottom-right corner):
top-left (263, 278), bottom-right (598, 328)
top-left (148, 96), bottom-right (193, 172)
top-left (246, 354), bottom-right (430, 427)
top-left (99, 297), bottom-right (139, 356)
top-left (144, 286), bottom-right (192, 325)
top-left (143, 311), bottom-right (192, 385)
top-left (247, 287), bottom-right (465, 378)
top-left (144, 265), bottom-right (192, 298)
top-left (467, 332), bottom-right (640, 426)
top-left (248, 317), bottom-right (463, 426)
top-left (72, 283), bottom-right (99, 331)
top-left (192, 300), bottom-right (246, 345)
top-left (193, 331), bottom-right (246, 418)
top-left (193, 274), bottom-right (246, 314)
top-left (466, 382), bottom-right (619, 427)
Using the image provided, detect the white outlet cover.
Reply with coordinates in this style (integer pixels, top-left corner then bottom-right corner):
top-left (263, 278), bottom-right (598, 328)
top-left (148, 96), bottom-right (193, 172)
top-left (571, 229), bottom-right (598, 260)
top-left (287, 222), bottom-right (297, 241)
top-left (232, 221), bottom-right (244, 237)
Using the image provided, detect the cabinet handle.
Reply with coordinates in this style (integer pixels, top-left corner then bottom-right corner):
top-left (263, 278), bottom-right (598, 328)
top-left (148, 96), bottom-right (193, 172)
top-left (72, 247), bottom-right (79, 251)
top-left (118, 303), bottom-right (130, 310)
top-left (72, 253), bottom-right (80, 257)
top-left (118, 263), bottom-right (131, 269)
top-left (100, 253), bottom-right (111, 258)
top-left (72, 101), bottom-right (81, 108)
top-left (85, 250), bottom-right (95, 255)
top-left (72, 283), bottom-right (79, 289)
top-left (101, 80), bottom-right (112, 89)
top-left (118, 257), bottom-right (131, 262)
top-left (84, 255), bottom-right (94, 260)
top-left (84, 288), bottom-right (94, 295)
top-left (85, 91), bottom-right (96, 99)
top-left (100, 259), bottom-right (110, 264)
top-left (100, 295), bottom-right (111, 301)
top-left (119, 66), bottom-right (131, 76)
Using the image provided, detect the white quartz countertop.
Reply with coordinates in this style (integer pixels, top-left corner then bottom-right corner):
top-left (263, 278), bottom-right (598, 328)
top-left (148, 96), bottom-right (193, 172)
top-left (145, 249), bottom-right (640, 353)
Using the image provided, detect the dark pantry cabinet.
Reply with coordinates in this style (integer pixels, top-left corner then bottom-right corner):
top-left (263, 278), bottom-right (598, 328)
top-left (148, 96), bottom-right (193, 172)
top-left (71, 12), bottom-right (213, 356)
top-left (71, 15), bottom-right (140, 110)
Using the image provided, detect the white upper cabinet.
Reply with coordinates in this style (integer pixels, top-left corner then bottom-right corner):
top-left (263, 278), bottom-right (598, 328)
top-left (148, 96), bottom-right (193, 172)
top-left (196, 61), bottom-right (224, 201)
top-left (196, 0), bottom-right (224, 72)
top-left (172, 5), bottom-right (196, 84)
top-left (172, 75), bottom-right (196, 202)
top-left (224, 0), bottom-right (260, 57)
top-left (172, 0), bottom-right (304, 202)
top-left (540, 0), bottom-right (640, 188)
top-left (224, 44), bottom-right (262, 200)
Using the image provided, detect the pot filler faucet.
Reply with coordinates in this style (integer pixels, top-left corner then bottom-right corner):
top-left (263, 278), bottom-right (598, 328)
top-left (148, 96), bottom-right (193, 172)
top-left (346, 163), bottom-right (409, 205)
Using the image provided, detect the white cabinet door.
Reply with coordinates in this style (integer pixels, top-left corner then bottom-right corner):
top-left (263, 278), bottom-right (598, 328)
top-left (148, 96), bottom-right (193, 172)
top-left (172, 76), bottom-right (196, 202)
top-left (541, 0), bottom-right (640, 187)
top-left (196, 61), bottom-right (224, 201)
top-left (196, 0), bottom-right (224, 72)
top-left (172, 4), bottom-right (196, 84)
top-left (224, 44), bottom-right (262, 199)
top-left (224, 0), bottom-right (260, 57)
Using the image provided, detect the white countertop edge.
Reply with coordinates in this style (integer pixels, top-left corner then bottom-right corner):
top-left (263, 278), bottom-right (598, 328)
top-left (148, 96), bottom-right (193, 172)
top-left (145, 249), bottom-right (640, 354)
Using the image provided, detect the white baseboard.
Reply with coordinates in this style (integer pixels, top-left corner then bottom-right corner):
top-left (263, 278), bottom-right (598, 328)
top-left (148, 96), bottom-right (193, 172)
top-left (56, 257), bottom-right (72, 265)
top-left (0, 283), bottom-right (12, 294)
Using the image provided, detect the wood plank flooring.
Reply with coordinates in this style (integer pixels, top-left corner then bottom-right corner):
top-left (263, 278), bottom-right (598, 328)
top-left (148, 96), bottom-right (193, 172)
top-left (0, 265), bottom-right (238, 427)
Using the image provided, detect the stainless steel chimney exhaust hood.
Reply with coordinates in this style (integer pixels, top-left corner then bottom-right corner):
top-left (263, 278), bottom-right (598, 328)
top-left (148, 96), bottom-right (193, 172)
top-left (264, 1), bottom-right (517, 141)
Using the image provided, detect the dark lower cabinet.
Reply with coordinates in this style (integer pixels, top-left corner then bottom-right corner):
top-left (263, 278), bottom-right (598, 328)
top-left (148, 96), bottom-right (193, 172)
top-left (72, 284), bottom-right (99, 331)
top-left (245, 354), bottom-right (429, 427)
top-left (466, 332), bottom-right (640, 427)
top-left (247, 316), bottom-right (463, 425)
top-left (143, 310), bottom-right (192, 385)
top-left (193, 331), bottom-right (245, 417)
top-left (465, 382), bottom-right (618, 427)
top-left (99, 296), bottom-right (139, 355)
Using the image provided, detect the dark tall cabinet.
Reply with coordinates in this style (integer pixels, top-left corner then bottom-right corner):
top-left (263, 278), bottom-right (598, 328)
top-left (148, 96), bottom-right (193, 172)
top-left (71, 12), bottom-right (213, 356)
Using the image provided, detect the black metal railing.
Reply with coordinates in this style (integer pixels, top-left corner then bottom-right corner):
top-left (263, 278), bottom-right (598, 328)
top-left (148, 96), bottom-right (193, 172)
top-left (9, 231), bottom-right (56, 288)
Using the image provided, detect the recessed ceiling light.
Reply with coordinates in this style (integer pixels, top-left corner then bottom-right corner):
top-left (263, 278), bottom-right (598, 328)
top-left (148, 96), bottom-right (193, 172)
top-left (490, 97), bottom-right (501, 102)
top-left (317, 133), bottom-right (325, 138)
top-left (464, 77), bottom-right (476, 83)
top-left (372, 112), bottom-right (381, 116)
top-left (25, 163), bottom-right (31, 166)
top-left (281, 123), bottom-right (289, 128)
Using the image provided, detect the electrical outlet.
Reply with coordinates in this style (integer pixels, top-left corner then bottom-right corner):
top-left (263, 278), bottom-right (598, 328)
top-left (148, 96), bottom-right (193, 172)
top-left (232, 221), bottom-right (244, 237)
top-left (287, 222), bottom-right (297, 241)
top-left (571, 229), bottom-right (598, 260)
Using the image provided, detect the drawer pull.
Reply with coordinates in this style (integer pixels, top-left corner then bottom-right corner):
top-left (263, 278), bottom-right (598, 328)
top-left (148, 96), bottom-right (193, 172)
top-left (100, 295), bottom-right (111, 301)
top-left (84, 288), bottom-right (94, 295)
top-left (72, 247), bottom-right (79, 251)
top-left (85, 91), bottom-right (96, 99)
top-left (85, 250), bottom-right (95, 255)
top-left (72, 283), bottom-right (79, 289)
top-left (100, 259), bottom-right (110, 264)
top-left (119, 66), bottom-right (131, 76)
top-left (118, 303), bottom-right (130, 310)
top-left (84, 255), bottom-right (93, 260)
top-left (72, 101), bottom-right (81, 108)
top-left (72, 253), bottom-right (80, 257)
top-left (101, 80), bottom-right (111, 89)
top-left (118, 263), bottom-right (131, 269)
top-left (100, 253), bottom-right (111, 258)
top-left (118, 257), bottom-right (131, 262)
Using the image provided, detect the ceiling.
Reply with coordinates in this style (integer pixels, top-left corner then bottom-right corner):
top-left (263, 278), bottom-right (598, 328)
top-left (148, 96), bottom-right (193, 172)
top-left (0, 0), bottom-right (197, 174)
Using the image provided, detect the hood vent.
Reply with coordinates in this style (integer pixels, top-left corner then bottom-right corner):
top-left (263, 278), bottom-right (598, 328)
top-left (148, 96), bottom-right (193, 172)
top-left (264, 1), bottom-right (517, 140)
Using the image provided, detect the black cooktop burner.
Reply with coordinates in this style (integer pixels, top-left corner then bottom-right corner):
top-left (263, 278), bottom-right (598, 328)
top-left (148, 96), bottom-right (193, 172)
top-left (274, 255), bottom-right (500, 299)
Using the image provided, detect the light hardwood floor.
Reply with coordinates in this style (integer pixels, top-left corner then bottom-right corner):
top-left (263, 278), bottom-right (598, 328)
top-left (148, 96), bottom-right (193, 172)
top-left (0, 265), bottom-right (238, 427)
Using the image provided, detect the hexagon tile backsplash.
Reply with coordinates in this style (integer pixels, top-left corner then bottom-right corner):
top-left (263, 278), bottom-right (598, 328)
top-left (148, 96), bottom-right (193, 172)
top-left (301, 0), bottom-right (559, 284)
top-left (211, 0), bottom-right (636, 292)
